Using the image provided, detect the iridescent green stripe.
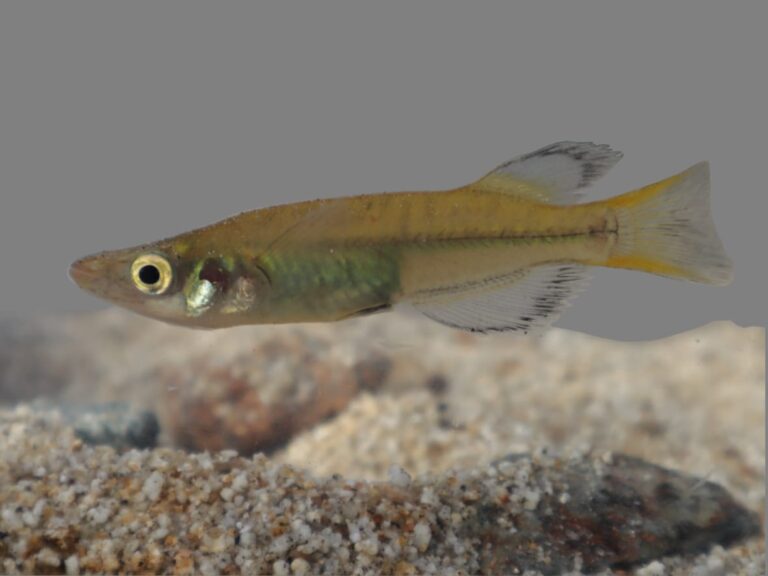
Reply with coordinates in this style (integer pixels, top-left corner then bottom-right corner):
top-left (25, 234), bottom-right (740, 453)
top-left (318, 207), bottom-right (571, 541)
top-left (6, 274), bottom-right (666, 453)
top-left (262, 246), bottom-right (400, 317)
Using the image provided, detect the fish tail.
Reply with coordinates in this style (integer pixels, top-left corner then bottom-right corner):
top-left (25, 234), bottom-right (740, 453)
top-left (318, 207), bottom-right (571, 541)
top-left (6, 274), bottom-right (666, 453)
top-left (604, 162), bottom-right (733, 285)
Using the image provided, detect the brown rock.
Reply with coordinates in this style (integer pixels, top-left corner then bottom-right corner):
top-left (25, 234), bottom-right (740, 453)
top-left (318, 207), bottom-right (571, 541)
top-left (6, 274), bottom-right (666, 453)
top-left (162, 333), bottom-right (360, 454)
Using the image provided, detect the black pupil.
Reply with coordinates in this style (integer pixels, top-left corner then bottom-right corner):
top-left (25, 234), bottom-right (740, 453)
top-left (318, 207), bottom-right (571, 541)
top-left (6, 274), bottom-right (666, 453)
top-left (138, 265), bottom-right (161, 285)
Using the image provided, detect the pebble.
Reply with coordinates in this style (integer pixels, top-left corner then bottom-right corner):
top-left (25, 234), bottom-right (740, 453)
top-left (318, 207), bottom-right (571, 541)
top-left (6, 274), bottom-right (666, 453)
top-left (387, 464), bottom-right (412, 487)
top-left (290, 557), bottom-right (310, 575)
top-left (273, 559), bottom-right (290, 576)
top-left (413, 522), bottom-right (432, 552)
top-left (142, 470), bottom-right (165, 502)
top-left (64, 555), bottom-right (79, 575)
top-left (35, 548), bottom-right (60, 568)
top-left (637, 560), bottom-right (666, 575)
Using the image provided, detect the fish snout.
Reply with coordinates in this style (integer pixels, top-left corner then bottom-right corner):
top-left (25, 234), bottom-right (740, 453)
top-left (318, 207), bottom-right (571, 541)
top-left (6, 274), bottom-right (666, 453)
top-left (68, 254), bottom-right (121, 299)
top-left (69, 250), bottom-right (170, 307)
top-left (68, 256), bottom-right (102, 288)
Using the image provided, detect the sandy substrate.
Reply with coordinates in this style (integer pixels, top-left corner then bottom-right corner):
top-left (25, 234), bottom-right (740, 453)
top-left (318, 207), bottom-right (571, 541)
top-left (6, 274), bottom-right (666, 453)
top-left (0, 310), bottom-right (764, 574)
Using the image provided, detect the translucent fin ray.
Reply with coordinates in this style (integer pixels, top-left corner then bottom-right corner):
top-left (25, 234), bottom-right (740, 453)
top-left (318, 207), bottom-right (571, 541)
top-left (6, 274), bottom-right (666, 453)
top-left (475, 141), bottom-right (623, 204)
top-left (606, 162), bottom-right (733, 285)
top-left (407, 263), bottom-right (591, 334)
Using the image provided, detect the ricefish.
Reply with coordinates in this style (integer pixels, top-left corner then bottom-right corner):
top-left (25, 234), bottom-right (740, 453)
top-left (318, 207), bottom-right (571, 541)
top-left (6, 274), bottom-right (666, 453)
top-left (70, 142), bottom-right (732, 333)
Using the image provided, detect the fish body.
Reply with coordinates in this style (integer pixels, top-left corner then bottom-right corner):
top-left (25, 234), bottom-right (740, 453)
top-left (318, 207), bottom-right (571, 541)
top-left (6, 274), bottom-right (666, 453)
top-left (70, 142), bottom-right (732, 333)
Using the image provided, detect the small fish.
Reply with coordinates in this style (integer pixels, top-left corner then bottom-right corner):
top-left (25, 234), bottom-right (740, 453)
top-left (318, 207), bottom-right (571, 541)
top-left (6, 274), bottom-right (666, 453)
top-left (70, 142), bottom-right (732, 334)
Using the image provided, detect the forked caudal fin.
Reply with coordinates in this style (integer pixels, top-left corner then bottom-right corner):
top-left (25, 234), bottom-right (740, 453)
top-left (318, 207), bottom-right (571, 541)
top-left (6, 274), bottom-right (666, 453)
top-left (605, 162), bottom-right (733, 285)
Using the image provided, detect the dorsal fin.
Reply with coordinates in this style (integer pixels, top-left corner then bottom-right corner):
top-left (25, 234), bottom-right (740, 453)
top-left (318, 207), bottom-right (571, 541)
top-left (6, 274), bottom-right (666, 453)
top-left (474, 141), bottom-right (623, 204)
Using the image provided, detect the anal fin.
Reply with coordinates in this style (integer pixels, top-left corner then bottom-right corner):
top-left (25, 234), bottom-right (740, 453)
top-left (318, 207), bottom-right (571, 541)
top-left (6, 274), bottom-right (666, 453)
top-left (408, 263), bottom-right (590, 334)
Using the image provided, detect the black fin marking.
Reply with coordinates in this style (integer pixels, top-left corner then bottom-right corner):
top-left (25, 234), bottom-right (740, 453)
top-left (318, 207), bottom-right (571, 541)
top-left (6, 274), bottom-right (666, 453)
top-left (409, 263), bottom-right (591, 334)
top-left (477, 141), bottom-right (623, 204)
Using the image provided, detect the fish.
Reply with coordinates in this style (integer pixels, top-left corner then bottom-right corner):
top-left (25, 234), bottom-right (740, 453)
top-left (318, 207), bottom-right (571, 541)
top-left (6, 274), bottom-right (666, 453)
top-left (69, 141), bottom-right (733, 334)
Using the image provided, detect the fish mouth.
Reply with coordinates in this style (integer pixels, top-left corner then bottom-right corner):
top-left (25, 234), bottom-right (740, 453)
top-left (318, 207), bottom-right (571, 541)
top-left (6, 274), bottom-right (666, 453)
top-left (68, 256), bottom-right (102, 290)
top-left (69, 254), bottom-right (141, 304)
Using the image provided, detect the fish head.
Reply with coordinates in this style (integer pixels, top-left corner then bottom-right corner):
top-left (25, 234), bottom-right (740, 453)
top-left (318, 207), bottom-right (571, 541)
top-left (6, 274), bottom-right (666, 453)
top-left (69, 236), bottom-right (269, 328)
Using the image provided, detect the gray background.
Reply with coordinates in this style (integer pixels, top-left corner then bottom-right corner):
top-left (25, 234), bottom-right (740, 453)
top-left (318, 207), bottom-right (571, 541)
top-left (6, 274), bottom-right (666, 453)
top-left (0, 1), bottom-right (764, 341)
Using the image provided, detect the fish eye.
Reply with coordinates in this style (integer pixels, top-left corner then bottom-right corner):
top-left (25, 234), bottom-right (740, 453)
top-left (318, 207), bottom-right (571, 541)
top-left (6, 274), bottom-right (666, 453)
top-left (131, 254), bottom-right (173, 295)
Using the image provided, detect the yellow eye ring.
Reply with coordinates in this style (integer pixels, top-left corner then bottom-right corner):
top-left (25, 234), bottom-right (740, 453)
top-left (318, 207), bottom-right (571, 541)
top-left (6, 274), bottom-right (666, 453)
top-left (131, 254), bottom-right (173, 295)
